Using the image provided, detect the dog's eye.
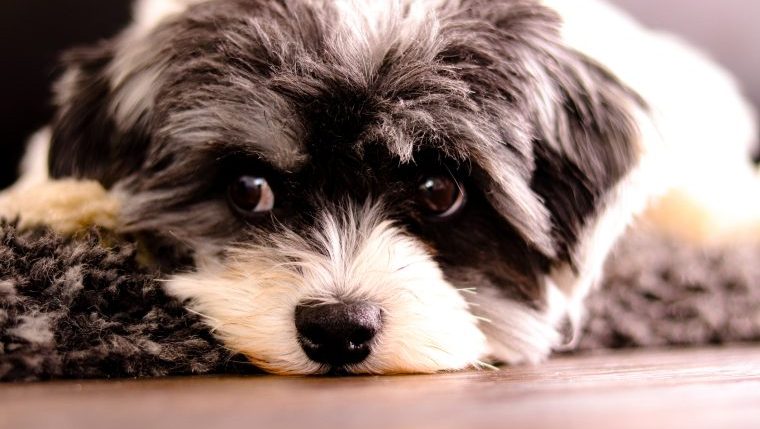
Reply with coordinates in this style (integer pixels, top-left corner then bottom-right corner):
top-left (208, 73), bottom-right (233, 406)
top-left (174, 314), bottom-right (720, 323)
top-left (417, 176), bottom-right (466, 219)
top-left (228, 175), bottom-right (275, 217)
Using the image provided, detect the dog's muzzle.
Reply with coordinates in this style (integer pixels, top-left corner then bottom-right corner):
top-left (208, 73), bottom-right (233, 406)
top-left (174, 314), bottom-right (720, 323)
top-left (295, 301), bottom-right (383, 368)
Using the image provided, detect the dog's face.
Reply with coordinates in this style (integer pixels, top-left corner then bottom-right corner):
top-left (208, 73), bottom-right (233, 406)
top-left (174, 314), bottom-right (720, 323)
top-left (47, 0), bottom-right (642, 374)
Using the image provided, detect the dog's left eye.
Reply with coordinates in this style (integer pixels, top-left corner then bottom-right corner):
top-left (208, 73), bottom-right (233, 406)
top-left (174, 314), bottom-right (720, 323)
top-left (227, 175), bottom-right (275, 218)
top-left (417, 175), bottom-right (466, 219)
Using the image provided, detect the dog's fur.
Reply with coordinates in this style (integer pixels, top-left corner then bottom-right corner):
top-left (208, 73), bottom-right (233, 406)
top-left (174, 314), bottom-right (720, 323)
top-left (1, 0), bottom-right (757, 374)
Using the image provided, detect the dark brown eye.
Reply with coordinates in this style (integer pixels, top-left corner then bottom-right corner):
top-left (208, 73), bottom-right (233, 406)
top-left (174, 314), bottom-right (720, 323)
top-left (228, 175), bottom-right (275, 217)
top-left (417, 175), bottom-right (466, 219)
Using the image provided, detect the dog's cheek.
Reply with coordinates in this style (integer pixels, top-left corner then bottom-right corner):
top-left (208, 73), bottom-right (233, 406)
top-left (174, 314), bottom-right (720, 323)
top-left (440, 268), bottom-right (563, 365)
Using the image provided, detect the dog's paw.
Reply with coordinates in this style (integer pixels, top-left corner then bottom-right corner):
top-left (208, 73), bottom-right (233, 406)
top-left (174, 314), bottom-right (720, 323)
top-left (0, 179), bottom-right (121, 235)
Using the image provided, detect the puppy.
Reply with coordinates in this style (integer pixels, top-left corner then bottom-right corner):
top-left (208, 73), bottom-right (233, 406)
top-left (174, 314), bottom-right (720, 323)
top-left (1, 0), bottom-right (756, 375)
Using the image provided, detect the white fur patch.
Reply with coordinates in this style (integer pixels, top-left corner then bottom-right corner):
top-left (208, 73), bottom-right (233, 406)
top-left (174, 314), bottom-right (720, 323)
top-left (329, 0), bottom-right (456, 83)
top-left (133, 0), bottom-right (207, 34)
top-left (108, 63), bottom-right (165, 131)
top-left (165, 202), bottom-right (488, 374)
top-left (107, 34), bottom-right (169, 132)
top-left (471, 285), bottom-right (562, 365)
top-left (16, 128), bottom-right (51, 187)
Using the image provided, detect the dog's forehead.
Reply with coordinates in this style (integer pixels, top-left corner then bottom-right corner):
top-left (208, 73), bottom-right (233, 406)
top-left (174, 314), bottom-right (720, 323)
top-left (150, 0), bottom-right (499, 171)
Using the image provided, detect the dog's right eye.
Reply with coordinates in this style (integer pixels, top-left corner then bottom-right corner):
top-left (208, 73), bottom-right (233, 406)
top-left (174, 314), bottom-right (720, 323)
top-left (227, 175), bottom-right (275, 218)
top-left (417, 175), bottom-right (466, 220)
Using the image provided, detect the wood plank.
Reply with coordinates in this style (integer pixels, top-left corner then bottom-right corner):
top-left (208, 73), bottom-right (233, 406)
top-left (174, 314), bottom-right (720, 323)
top-left (2, 347), bottom-right (760, 429)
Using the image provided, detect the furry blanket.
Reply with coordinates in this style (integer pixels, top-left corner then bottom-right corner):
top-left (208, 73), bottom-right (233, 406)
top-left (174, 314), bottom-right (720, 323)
top-left (0, 224), bottom-right (256, 381)
top-left (2, 223), bottom-right (759, 381)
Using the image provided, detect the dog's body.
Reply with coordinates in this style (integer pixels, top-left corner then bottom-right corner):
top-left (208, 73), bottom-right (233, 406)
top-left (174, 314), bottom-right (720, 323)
top-left (1, 0), bottom-right (756, 374)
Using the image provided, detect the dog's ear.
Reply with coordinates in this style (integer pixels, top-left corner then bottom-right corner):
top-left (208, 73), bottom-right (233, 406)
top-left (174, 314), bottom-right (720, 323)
top-left (458, 0), bottom-right (643, 263)
top-left (48, 1), bottom-right (198, 188)
top-left (48, 41), bottom-right (153, 188)
top-left (528, 53), bottom-right (642, 263)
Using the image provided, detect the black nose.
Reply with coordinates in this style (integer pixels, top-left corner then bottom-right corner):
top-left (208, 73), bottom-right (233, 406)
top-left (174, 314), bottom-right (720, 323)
top-left (295, 302), bottom-right (382, 367)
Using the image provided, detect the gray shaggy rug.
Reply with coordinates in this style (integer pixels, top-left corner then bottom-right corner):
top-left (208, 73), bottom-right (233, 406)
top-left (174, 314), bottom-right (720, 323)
top-left (0, 224), bottom-right (256, 381)
top-left (1, 222), bottom-right (759, 381)
top-left (580, 227), bottom-right (760, 350)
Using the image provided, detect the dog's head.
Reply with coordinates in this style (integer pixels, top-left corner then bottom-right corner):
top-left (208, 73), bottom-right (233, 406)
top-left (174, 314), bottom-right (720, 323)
top-left (47, 0), bottom-right (643, 374)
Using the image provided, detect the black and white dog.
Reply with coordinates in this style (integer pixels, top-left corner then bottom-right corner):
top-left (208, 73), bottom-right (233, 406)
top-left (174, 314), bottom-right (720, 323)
top-left (1, 0), bottom-right (757, 374)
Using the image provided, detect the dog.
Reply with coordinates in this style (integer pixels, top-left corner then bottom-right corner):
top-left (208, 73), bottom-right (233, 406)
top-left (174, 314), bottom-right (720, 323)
top-left (1, 0), bottom-right (757, 375)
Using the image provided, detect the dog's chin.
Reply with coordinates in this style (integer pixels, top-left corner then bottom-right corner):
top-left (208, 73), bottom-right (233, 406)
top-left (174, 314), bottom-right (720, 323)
top-left (163, 203), bottom-right (491, 375)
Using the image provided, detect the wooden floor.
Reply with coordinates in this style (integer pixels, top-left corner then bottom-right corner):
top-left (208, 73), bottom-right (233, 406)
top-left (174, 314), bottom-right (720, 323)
top-left (2, 347), bottom-right (760, 429)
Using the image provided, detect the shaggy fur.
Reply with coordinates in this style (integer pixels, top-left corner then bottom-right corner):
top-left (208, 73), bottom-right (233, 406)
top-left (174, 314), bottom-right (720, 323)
top-left (0, 223), bottom-right (255, 381)
top-left (580, 227), bottom-right (760, 350)
top-left (3, 222), bottom-right (760, 381)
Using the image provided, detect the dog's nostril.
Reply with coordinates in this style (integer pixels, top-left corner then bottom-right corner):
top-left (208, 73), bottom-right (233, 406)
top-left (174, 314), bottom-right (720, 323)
top-left (295, 301), bottom-right (382, 367)
top-left (348, 327), bottom-right (375, 346)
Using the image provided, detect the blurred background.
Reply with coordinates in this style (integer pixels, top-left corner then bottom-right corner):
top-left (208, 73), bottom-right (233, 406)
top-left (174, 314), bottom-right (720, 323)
top-left (1, 0), bottom-right (758, 189)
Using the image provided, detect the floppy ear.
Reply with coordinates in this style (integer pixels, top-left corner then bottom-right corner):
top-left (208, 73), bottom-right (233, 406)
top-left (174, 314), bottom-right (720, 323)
top-left (48, 1), bottom-right (205, 188)
top-left (47, 0), bottom-right (189, 188)
top-left (456, 0), bottom-right (643, 263)
top-left (529, 53), bottom-right (642, 263)
top-left (48, 41), bottom-right (152, 188)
